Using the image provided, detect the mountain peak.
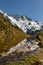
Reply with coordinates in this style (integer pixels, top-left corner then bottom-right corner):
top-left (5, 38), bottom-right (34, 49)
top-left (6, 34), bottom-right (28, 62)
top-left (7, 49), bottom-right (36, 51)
top-left (0, 10), bottom-right (42, 34)
top-left (13, 15), bottom-right (32, 21)
top-left (0, 10), bottom-right (8, 17)
top-left (7, 15), bottom-right (41, 34)
top-left (0, 10), bottom-right (3, 14)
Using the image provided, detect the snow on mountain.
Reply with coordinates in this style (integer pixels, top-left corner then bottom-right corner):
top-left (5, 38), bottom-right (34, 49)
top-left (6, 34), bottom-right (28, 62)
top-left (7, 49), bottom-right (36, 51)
top-left (6, 15), bottom-right (42, 34)
top-left (0, 10), bottom-right (8, 17)
top-left (0, 10), bottom-right (3, 14)
top-left (0, 10), bottom-right (42, 34)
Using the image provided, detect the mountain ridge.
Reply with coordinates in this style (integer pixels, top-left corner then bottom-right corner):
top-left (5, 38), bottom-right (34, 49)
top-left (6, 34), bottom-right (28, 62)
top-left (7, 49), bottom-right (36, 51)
top-left (0, 10), bottom-right (43, 34)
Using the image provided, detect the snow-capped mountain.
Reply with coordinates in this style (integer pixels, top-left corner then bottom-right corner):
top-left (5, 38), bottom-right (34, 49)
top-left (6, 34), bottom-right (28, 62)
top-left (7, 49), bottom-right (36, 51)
top-left (6, 15), bottom-right (41, 34)
top-left (0, 10), bottom-right (42, 34)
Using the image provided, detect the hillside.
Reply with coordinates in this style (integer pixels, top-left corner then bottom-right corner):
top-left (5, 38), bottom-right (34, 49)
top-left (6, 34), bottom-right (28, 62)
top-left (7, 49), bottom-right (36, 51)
top-left (6, 31), bottom-right (43, 65)
top-left (0, 13), bottom-right (30, 55)
top-left (34, 31), bottom-right (43, 47)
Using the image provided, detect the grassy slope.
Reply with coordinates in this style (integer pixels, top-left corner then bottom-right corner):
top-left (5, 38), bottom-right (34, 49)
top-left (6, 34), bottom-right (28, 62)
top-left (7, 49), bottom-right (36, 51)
top-left (7, 54), bottom-right (41, 65)
top-left (31, 31), bottom-right (43, 65)
top-left (0, 13), bottom-right (31, 54)
top-left (34, 31), bottom-right (43, 47)
top-left (7, 51), bottom-right (43, 65)
top-left (35, 31), bottom-right (43, 65)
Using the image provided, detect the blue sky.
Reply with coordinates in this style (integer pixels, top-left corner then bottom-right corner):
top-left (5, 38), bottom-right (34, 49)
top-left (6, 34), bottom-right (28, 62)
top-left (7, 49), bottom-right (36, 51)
top-left (0, 0), bottom-right (43, 23)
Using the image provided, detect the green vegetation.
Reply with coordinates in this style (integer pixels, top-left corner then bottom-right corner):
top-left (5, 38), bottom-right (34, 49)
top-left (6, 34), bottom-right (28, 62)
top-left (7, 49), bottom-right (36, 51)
top-left (7, 54), bottom-right (41, 65)
top-left (7, 62), bottom-right (16, 65)
top-left (6, 52), bottom-right (43, 65)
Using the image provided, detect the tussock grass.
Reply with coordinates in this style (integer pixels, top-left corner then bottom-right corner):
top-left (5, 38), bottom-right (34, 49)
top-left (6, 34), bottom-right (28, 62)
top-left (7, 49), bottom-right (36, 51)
top-left (0, 13), bottom-right (30, 54)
